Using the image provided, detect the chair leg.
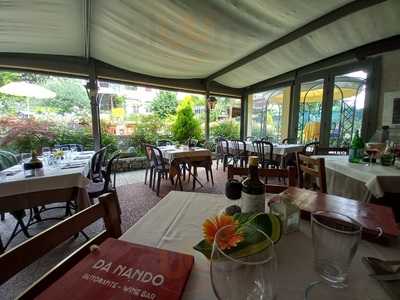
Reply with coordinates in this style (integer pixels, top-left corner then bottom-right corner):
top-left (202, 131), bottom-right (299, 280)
top-left (152, 171), bottom-right (157, 190)
top-left (209, 166), bottom-right (214, 185)
top-left (192, 167), bottom-right (197, 191)
top-left (156, 172), bottom-right (161, 196)
top-left (149, 167), bottom-right (153, 188)
top-left (205, 167), bottom-right (209, 182)
top-left (144, 167), bottom-right (148, 184)
top-left (223, 155), bottom-right (227, 172)
top-left (216, 157), bottom-right (219, 170)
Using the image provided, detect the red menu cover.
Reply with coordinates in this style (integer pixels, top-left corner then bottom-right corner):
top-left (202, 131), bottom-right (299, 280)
top-left (36, 238), bottom-right (194, 300)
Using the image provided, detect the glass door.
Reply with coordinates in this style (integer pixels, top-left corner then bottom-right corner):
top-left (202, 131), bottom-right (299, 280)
top-left (297, 79), bottom-right (325, 144)
top-left (329, 71), bottom-right (367, 147)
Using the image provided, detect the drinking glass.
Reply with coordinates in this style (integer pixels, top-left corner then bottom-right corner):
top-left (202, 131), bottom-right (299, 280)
top-left (311, 211), bottom-right (362, 288)
top-left (210, 224), bottom-right (277, 300)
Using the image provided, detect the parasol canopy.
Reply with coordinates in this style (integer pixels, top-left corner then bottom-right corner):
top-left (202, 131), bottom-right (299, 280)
top-left (0, 81), bottom-right (56, 99)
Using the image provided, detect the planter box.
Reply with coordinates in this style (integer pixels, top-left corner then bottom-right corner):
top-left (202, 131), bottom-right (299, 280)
top-left (113, 156), bottom-right (147, 172)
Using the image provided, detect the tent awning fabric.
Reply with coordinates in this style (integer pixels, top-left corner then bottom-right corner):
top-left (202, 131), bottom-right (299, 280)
top-left (0, 0), bottom-right (399, 90)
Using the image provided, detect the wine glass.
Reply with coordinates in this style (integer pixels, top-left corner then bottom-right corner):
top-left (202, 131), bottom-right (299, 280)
top-left (42, 147), bottom-right (51, 166)
top-left (305, 211), bottom-right (362, 298)
top-left (210, 224), bottom-right (277, 300)
top-left (366, 148), bottom-right (379, 167)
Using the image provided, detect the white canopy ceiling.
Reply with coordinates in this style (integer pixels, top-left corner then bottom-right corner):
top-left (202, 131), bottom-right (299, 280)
top-left (0, 0), bottom-right (399, 89)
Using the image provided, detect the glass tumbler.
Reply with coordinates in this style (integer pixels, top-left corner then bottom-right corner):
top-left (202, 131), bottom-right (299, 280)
top-left (210, 224), bottom-right (277, 300)
top-left (311, 211), bottom-right (362, 288)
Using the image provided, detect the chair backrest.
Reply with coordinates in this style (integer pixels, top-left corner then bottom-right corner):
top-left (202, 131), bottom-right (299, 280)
top-left (217, 137), bottom-right (230, 155)
top-left (252, 140), bottom-right (273, 162)
top-left (231, 139), bottom-right (246, 156)
top-left (144, 144), bottom-right (154, 165)
top-left (90, 146), bottom-right (107, 178)
top-left (261, 136), bottom-right (271, 142)
top-left (0, 150), bottom-right (18, 170)
top-left (186, 137), bottom-right (198, 147)
top-left (150, 145), bottom-right (168, 172)
top-left (227, 165), bottom-right (297, 194)
top-left (0, 192), bottom-right (121, 297)
top-left (156, 139), bottom-right (173, 147)
top-left (296, 152), bottom-right (327, 193)
top-left (103, 152), bottom-right (121, 193)
top-left (281, 138), bottom-right (296, 144)
top-left (303, 141), bottom-right (320, 155)
top-left (245, 136), bottom-right (255, 142)
top-left (316, 147), bottom-right (348, 155)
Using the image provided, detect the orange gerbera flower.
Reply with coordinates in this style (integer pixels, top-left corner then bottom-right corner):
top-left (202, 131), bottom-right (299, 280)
top-left (202, 214), bottom-right (243, 250)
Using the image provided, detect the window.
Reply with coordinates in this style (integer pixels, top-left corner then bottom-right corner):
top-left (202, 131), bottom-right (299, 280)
top-left (126, 85), bottom-right (137, 91)
top-left (250, 86), bottom-right (291, 143)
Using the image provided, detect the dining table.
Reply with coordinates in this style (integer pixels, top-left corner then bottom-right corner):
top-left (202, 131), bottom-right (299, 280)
top-left (120, 190), bottom-right (400, 300)
top-left (312, 155), bottom-right (400, 202)
top-left (227, 141), bottom-right (304, 156)
top-left (158, 146), bottom-right (213, 189)
top-left (227, 141), bottom-right (304, 167)
top-left (0, 151), bottom-right (94, 250)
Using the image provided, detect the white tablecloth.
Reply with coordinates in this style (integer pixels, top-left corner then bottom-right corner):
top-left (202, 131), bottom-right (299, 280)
top-left (121, 191), bottom-right (399, 300)
top-left (227, 141), bottom-right (304, 156)
top-left (0, 152), bottom-right (93, 198)
top-left (159, 146), bottom-right (212, 161)
top-left (313, 155), bottom-right (400, 201)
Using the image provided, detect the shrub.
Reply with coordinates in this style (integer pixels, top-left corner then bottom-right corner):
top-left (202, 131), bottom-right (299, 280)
top-left (211, 120), bottom-right (240, 140)
top-left (171, 98), bottom-right (201, 143)
top-left (130, 114), bottom-right (163, 155)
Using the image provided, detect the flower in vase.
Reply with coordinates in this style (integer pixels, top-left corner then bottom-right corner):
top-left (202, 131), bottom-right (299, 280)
top-left (202, 214), bottom-right (243, 250)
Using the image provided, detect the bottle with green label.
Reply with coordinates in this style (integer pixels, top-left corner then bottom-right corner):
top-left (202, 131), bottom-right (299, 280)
top-left (349, 130), bottom-right (364, 163)
top-left (241, 156), bottom-right (265, 213)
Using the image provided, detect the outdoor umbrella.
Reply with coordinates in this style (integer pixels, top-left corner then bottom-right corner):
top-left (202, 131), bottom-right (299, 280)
top-left (0, 81), bottom-right (56, 115)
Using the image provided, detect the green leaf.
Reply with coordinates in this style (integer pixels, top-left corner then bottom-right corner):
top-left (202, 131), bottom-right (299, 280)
top-left (193, 213), bottom-right (281, 260)
top-left (193, 239), bottom-right (213, 259)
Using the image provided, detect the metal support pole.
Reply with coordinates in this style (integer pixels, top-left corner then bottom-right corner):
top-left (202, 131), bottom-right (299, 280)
top-left (240, 93), bottom-right (248, 140)
top-left (205, 92), bottom-right (210, 141)
top-left (87, 62), bottom-right (101, 150)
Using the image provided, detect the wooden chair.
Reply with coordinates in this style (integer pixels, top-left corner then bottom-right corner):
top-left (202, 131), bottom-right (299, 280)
top-left (316, 147), bottom-right (349, 155)
top-left (296, 152), bottom-right (327, 193)
top-left (0, 192), bottom-right (121, 298)
top-left (190, 156), bottom-right (214, 190)
top-left (302, 141), bottom-right (320, 156)
top-left (227, 165), bottom-right (297, 194)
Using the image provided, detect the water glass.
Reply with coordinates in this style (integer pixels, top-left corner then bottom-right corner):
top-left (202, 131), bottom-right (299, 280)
top-left (311, 211), bottom-right (362, 288)
top-left (210, 224), bottom-right (277, 300)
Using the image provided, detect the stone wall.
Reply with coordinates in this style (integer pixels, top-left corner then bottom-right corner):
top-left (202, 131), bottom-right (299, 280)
top-left (113, 156), bottom-right (147, 172)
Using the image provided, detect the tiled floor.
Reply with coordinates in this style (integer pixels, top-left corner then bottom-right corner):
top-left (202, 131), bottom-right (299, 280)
top-left (115, 169), bottom-right (146, 186)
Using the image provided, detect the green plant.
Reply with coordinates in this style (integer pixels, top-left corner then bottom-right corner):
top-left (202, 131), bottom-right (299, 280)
top-left (211, 120), bottom-right (240, 140)
top-left (171, 98), bottom-right (201, 143)
top-left (150, 91), bottom-right (177, 119)
top-left (130, 114), bottom-right (163, 154)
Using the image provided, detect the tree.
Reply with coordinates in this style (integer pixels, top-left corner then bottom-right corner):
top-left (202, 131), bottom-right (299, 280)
top-left (150, 91), bottom-right (177, 119)
top-left (171, 98), bottom-right (201, 143)
top-left (42, 77), bottom-right (90, 114)
top-left (0, 72), bottom-right (25, 115)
